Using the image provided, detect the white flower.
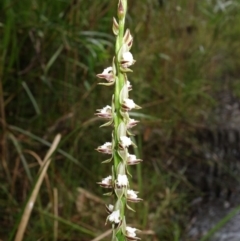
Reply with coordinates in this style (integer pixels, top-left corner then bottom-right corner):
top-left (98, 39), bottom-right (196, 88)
top-left (108, 204), bottom-right (114, 212)
top-left (123, 52), bottom-right (133, 62)
top-left (122, 98), bottom-right (141, 112)
top-left (102, 67), bottom-right (113, 75)
top-left (124, 99), bottom-right (135, 108)
top-left (125, 226), bottom-right (141, 240)
top-left (106, 204), bottom-right (114, 214)
top-left (109, 210), bottom-right (121, 223)
top-left (119, 136), bottom-right (132, 148)
top-left (100, 105), bottom-right (111, 113)
top-left (96, 142), bottom-right (112, 154)
top-left (127, 80), bottom-right (132, 91)
top-left (95, 105), bottom-right (112, 119)
top-left (102, 176), bottom-right (112, 185)
top-left (116, 174), bottom-right (128, 187)
top-left (127, 189), bottom-right (138, 199)
top-left (127, 118), bottom-right (139, 129)
top-left (97, 66), bottom-right (114, 83)
top-left (128, 154), bottom-right (137, 162)
top-left (126, 226), bottom-right (137, 237)
top-left (121, 52), bottom-right (135, 68)
top-left (126, 189), bottom-right (142, 203)
top-left (122, 98), bottom-right (136, 111)
top-left (127, 153), bottom-right (142, 165)
top-left (126, 188), bottom-right (142, 202)
top-left (97, 175), bottom-right (112, 188)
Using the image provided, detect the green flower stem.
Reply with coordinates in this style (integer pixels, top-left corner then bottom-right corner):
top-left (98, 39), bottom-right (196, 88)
top-left (113, 1), bottom-right (128, 240)
top-left (113, 0), bottom-right (126, 176)
top-left (115, 0), bottom-right (126, 54)
top-left (96, 0), bottom-right (140, 240)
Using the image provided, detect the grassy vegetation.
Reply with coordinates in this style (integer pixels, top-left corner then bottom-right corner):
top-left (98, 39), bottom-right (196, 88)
top-left (1, 0), bottom-right (240, 240)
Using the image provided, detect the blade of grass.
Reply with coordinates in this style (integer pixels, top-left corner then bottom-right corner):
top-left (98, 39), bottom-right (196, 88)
top-left (0, 0), bottom-right (14, 184)
top-left (0, 184), bottom-right (18, 206)
top-left (22, 81), bottom-right (41, 115)
top-left (40, 210), bottom-right (96, 237)
top-left (9, 125), bottom-right (94, 177)
top-left (90, 229), bottom-right (112, 241)
top-left (14, 134), bottom-right (61, 241)
top-left (199, 204), bottom-right (240, 241)
top-left (44, 45), bottom-right (64, 75)
top-left (0, 79), bottom-right (11, 183)
top-left (9, 133), bottom-right (33, 182)
top-left (131, 135), bottom-right (143, 194)
top-left (53, 187), bottom-right (58, 241)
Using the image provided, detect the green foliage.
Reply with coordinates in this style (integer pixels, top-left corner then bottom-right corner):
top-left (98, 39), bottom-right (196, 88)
top-left (0, 0), bottom-right (240, 240)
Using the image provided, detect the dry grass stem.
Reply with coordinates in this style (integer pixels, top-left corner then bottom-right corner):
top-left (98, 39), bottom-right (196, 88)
top-left (14, 134), bottom-right (61, 241)
top-left (53, 187), bottom-right (59, 241)
top-left (90, 229), bottom-right (112, 241)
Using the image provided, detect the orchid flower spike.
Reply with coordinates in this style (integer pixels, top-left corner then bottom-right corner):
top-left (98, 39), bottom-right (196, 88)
top-left (96, 0), bottom-right (142, 239)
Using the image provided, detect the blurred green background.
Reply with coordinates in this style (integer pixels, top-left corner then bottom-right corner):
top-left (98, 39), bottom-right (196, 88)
top-left (1, 0), bottom-right (240, 240)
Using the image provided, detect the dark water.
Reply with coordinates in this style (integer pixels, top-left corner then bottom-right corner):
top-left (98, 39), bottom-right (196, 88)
top-left (187, 196), bottom-right (240, 241)
top-left (187, 91), bottom-right (240, 241)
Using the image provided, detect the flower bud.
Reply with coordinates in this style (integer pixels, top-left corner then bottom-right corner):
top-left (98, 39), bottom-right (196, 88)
top-left (119, 84), bottom-right (129, 104)
top-left (123, 29), bottom-right (133, 50)
top-left (112, 17), bottom-right (119, 35)
top-left (118, 0), bottom-right (125, 19)
top-left (117, 122), bottom-right (127, 139)
top-left (117, 162), bottom-right (125, 175)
